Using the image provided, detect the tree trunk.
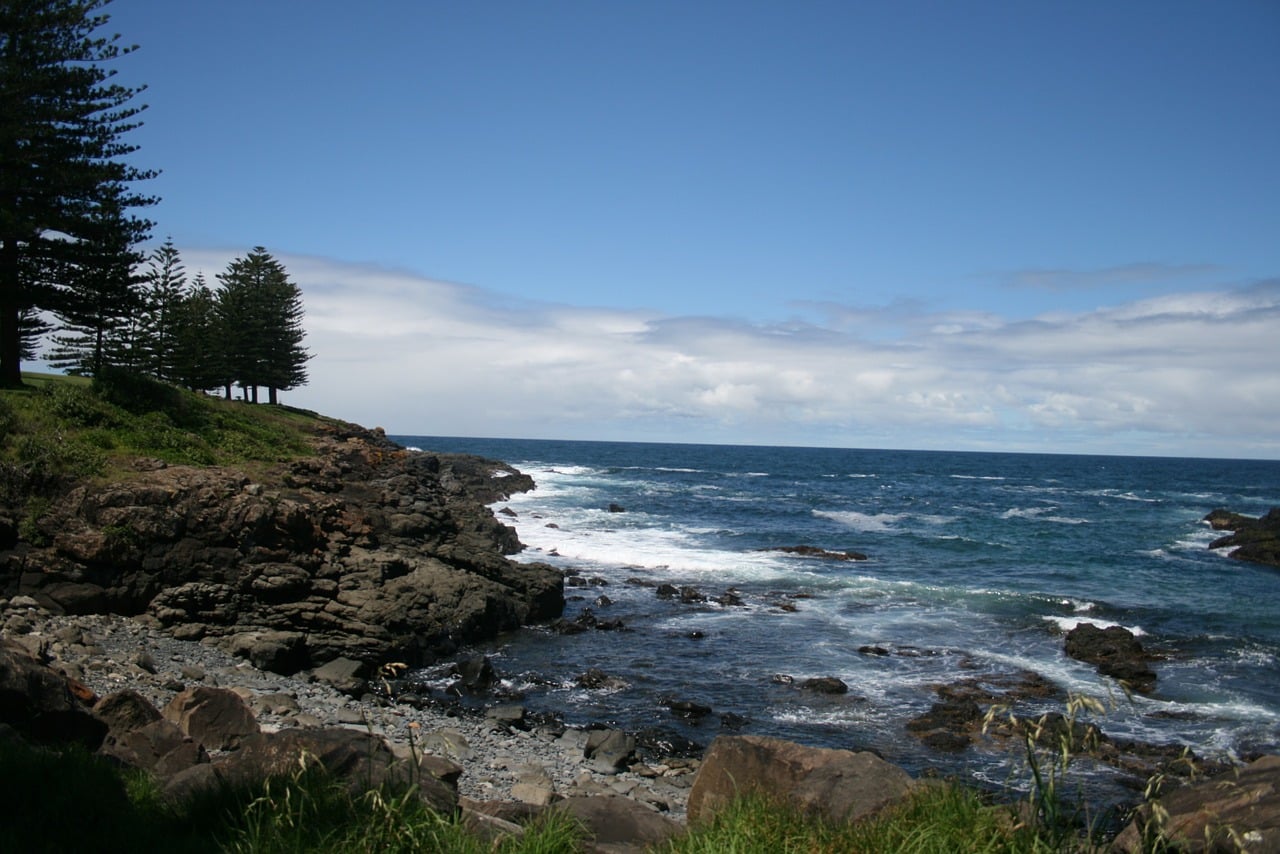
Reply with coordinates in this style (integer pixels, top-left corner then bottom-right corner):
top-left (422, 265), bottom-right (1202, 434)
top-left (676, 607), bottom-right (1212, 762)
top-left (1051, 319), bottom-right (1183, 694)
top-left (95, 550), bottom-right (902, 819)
top-left (268, 386), bottom-right (278, 405)
top-left (224, 382), bottom-right (232, 400)
top-left (0, 236), bottom-right (24, 387)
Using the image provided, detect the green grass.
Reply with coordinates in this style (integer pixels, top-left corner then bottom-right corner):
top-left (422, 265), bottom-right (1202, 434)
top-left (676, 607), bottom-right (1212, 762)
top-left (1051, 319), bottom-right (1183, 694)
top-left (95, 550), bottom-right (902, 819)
top-left (0, 740), bottom-right (585, 854)
top-left (0, 371), bottom-right (320, 503)
top-left (660, 785), bottom-right (1027, 854)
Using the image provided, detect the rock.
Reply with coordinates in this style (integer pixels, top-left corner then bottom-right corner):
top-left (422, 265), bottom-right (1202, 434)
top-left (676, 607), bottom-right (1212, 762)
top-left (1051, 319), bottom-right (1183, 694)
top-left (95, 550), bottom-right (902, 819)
top-left (2, 423), bottom-right (565, 673)
top-left (215, 726), bottom-right (457, 815)
top-left (905, 697), bottom-right (984, 752)
top-left (1111, 754), bottom-right (1280, 852)
top-left (764, 545), bottom-right (869, 561)
top-left (576, 667), bottom-right (627, 690)
top-left (0, 642), bottom-right (106, 748)
top-left (665, 698), bottom-right (713, 719)
top-left (800, 677), bottom-right (849, 695)
top-left (93, 690), bottom-right (163, 736)
top-left (607, 503), bottom-right (625, 513)
top-left (101, 719), bottom-right (209, 777)
top-left (1064, 623), bottom-right (1157, 693)
top-left (510, 780), bottom-right (558, 807)
top-left (487, 704), bottom-right (526, 728)
top-left (311, 657), bottom-right (367, 697)
top-left (586, 728), bottom-right (636, 771)
top-left (687, 735), bottom-right (915, 826)
top-left (553, 795), bottom-right (682, 850)
top-left (1207, 507), bottom-right (1280, 568)
top-left (163, 686), bottom-right (260, 750)
top-left (453, 654), bottom-right (497, 692)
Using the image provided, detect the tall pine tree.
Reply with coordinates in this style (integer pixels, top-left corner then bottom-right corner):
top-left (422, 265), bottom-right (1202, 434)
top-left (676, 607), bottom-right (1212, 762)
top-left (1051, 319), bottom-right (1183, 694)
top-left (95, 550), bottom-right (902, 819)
top-left (44, 189), bottom-right (147, 375)
top-left (137, 237), bottom-right (186, 381)
top-left (170, 272), bottom-right (226, 393)
top-left (216, 248), bottom-right (309, 403)
top-left (0, 0), bottom-right (156, 385)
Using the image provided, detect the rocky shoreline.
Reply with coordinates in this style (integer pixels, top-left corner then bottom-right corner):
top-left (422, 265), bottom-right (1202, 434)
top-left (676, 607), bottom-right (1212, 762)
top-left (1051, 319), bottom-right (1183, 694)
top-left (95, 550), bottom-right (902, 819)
top-left (4, 402), bottom-right (1279, 848)
top-left (1, 601), bottom-right (698, 821)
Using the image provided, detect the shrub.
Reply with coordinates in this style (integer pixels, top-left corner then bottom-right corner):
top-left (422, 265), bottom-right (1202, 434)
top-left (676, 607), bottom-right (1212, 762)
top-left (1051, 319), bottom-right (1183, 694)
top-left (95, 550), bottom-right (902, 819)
top-left (44, 382), bottom-right (118, 428)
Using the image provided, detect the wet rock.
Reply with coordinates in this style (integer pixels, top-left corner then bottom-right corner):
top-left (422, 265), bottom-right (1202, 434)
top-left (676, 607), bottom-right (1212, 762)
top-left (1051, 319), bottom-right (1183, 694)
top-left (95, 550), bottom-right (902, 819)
top-left (800, 677), bottom-right (849, 695)
top-left (764, 545), bottom-right (869, 561)
top-left (1063, 623), bottom-right (1157, 693)
top-left (1207, 507), bottom-right (1280, 568)
top-left (576, 667), bottom-right (628, 690)
top-left (665, 698), bottom-right (713, 720)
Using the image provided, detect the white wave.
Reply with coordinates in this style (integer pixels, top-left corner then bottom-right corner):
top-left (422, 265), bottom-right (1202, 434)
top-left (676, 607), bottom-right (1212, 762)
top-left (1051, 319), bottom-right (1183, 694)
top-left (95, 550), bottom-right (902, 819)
top-left (1000, 506), bottom-right (1088, 524)
top-left (951, 474), bottom-right (1005, 481)
top-left (1040, 615), bottom-right (1146, 636)
top-left (511, 516), bottom-right (791, 580)
top-left (814, 510), bottom-right (905, 532)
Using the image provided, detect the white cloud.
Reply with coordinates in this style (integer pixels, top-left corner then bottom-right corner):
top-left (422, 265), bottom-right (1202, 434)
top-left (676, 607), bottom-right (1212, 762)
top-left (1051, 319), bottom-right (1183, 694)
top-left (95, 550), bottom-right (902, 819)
top-left (186, 253), bottom-right (1280, 458)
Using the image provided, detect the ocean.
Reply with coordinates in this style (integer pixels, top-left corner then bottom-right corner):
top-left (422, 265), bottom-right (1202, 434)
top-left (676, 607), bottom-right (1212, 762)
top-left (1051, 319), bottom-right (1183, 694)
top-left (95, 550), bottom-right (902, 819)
top-left (394, 436), bottom-right (1280, 798)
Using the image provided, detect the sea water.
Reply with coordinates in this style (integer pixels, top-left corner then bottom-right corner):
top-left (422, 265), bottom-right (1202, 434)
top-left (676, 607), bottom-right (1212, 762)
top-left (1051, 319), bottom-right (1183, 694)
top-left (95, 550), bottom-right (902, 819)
top-left (395, 437), bottom-right (1280, 796)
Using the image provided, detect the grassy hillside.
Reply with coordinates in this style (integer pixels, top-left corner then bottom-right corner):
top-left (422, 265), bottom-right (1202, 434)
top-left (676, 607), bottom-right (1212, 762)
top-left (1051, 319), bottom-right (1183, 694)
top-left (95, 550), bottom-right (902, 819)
top-left (0, 371), bottom-right (321, 492)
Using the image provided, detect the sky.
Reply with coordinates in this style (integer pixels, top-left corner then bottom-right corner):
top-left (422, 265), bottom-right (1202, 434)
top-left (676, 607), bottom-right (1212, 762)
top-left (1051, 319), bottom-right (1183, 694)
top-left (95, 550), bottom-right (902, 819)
top-left (39, 0), bottom-right (1280, 458)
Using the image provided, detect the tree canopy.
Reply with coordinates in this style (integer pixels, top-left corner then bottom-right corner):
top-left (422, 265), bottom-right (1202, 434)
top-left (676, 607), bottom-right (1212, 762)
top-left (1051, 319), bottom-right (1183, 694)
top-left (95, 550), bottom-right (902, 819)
top-left (0, 0), bottom-right (157, 386)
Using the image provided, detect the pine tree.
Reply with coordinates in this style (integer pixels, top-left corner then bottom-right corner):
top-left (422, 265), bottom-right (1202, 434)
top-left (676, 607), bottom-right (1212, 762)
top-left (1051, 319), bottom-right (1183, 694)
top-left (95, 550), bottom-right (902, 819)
top-left (216, 247), bottom-right (309, 403)
top-left (170, 272), bottom-right (225, 393)
top-left (137, 237), bottom-right (186, 381)
top-left (44, 190), bottom-right (147, 375)
top-left (0, 0), bottom-right (156, 385)
top-left (17, 307), bottom-right (50, 360)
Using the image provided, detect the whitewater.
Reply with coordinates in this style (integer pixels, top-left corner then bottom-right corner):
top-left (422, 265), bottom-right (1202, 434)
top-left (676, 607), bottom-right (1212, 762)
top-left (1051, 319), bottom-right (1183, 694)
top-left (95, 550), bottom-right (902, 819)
top-left (397, 437), bottom-right (1280, 798)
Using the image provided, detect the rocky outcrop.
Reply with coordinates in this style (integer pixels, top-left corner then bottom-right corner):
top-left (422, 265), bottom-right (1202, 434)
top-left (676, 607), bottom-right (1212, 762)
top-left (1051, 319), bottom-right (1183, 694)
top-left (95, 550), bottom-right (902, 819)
top-left (1206, 507), bottom-right (1280, 569)
top-left (0, 423), bottom-right (563, 673)
top-left (1111, 754), bottom-right (1280, 852)
top-left (1064, 623), bottom-right (1157, 693)
top-left (686, 734), bottom-right (915, 825)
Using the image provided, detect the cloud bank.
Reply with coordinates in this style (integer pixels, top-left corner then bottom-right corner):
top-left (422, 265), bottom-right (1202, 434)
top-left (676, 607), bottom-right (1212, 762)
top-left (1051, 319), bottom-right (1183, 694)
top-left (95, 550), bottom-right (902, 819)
top-left (178, 252), bottom-right (1280, 459)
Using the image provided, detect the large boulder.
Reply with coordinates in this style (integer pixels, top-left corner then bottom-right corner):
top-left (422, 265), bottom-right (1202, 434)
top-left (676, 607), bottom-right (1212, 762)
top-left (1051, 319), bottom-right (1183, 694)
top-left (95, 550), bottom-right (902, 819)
top-left (1111, 754), bottom-right (1280, 852)
top-left (553, 795), bottom-right (682, 850)
top-left (687, 735), bottom-right (915, 825)
top-left (163, 686), bottom-right (260, 750)
top-left (215, 727), bottom-right (459, 816)
top-left (0, 641), bottom-right (105, 748)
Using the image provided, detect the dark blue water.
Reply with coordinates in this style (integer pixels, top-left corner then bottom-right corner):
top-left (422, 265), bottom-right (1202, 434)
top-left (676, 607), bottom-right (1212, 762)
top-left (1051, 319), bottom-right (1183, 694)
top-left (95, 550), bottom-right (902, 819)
top-left (397, 437), bottom-right (1280, 793)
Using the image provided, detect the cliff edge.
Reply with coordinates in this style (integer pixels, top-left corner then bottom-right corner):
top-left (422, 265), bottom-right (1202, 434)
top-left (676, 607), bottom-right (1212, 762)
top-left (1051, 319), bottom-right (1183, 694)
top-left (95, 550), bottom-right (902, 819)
top-left (0, 379), bottom-right (563, 674)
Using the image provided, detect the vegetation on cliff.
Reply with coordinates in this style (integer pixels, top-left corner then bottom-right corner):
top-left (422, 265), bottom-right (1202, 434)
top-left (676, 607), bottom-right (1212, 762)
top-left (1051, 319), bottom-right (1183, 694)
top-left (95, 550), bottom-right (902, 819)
top-left (0, 370), bottom-right (317, 499)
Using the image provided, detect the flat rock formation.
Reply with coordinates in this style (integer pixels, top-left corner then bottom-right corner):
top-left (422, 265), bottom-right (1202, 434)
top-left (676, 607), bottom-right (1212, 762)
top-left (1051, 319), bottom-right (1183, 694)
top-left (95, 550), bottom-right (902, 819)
top-left (0, 422), bottom-right (564, 673)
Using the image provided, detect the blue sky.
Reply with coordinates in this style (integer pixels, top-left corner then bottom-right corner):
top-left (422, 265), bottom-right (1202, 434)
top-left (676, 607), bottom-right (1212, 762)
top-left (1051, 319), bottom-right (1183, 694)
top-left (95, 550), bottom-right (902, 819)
top-left (57, 0), bottom-right (1280, 457)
